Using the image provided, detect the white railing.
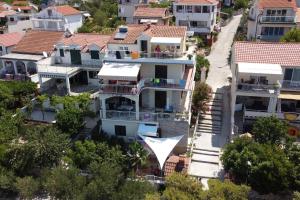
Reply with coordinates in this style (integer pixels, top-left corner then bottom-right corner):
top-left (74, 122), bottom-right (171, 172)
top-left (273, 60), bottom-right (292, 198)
top-left (281, 80), bottom-right (300, 90)
top-left (260, 16), bottom-right (295, 23)
top-left (99, 84), bottom-right (139, 95)
top-left (102, 110), bottom-right (190, 122)
top-left (105, 50), bottom-right (186, 60)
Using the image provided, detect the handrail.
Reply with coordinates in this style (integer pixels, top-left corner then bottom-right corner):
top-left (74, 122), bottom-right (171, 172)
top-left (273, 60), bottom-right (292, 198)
top-left (105, 50), bottom-right (185, 59)
top-left (280, 80), bottom-right (300, 89)
top-left (260, 16), bottom-right (295, 23)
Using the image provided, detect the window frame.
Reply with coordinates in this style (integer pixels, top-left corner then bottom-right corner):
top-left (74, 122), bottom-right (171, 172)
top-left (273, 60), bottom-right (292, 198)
top-left (115, 125), bottom-right (126, 136)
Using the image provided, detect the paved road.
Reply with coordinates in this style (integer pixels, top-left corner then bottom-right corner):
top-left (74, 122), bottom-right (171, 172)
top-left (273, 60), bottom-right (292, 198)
top-left (188, 15), bottom-right (242, 180)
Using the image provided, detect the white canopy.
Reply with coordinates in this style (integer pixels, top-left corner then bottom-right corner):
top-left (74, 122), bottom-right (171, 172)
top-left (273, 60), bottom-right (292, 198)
top-left (98, 62), bottom-right (141, 81)
top-left (140, 19), bottom-right (158, 24)
top-left (150, 37), bottom-right (181, 45)
top-left (238, 62), bottom-right (283, 75)
top-left (139, 134), bottom-right (184, 169)
top-left (138, 123), bottom-right (158, 137)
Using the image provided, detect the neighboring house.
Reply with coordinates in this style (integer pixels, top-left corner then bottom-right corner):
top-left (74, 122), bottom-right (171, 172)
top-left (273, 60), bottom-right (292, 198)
top-left (99, 24), bottom-right (196, 154)
top-left (0, 30), bottom-right (64, 83)
top-left (231, 42), bottom-right (300, 137)
top-left (32, 5), bottom-right (83, 33)
top-left (173, 0), bottom-right (219, 36)
top-left (0, 32), bottom-right (24, 55)
top-left (133, 6), bottom-right (172, 25)
top-left (222, 0), bottom-right (234, 7)
top-left (37, 33), bottom-right (111, 96)
top-left (247, 0), bottom-right (298, 41)
top-left (118, 0), bottom-right (149, 23)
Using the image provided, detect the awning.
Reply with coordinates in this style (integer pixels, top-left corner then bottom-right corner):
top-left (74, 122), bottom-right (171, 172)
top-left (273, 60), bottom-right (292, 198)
top-left (150, 37), bottom-right (181, 45)
top-left (238, 62), bottom-right (283, 75)
top-left (98, 62), bottom-right (141, 81)
top-left (139, 134), bottom-right (184, 169)
top-left (138, 123), bottom-right (158, 137)
top-left (279, 91), bottom-right (300, 100)
top-left (140, 19), bottom-right (158, 24)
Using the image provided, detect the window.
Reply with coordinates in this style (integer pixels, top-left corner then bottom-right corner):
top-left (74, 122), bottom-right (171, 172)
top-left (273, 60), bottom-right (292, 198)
top-left (0, 46), bottom-right (2, 51)
top-left (47, 9), bottom-right (52, 16)
top-left (212, 6), bottom-right (215, 12)
top-left (90, 50), bottom-right (100, 59)
top-left (89, 71), bottom-right (99, 79)
top-left (262, 27), bottom-right (284, 36)
top-left (115, 125), bottom-right (126, 136)
top-left (59, 49), bottom-right (64, 57)
top-left (194, 6), bottom-right (201, 13)
top-left (202, 6), bottom-right (210, 13)
top-left (284, 69), bottom-right (293, 80)
top-left (178, 20), bottom-right (188, 26)
top-left (190, 21), bottom-right (207, 28)
top-left (10, 17), bottom-right (14, 22)
top-left (186, 5), bottom-right (192, 13)
top-left (176, 5), bottom-right (183, 12)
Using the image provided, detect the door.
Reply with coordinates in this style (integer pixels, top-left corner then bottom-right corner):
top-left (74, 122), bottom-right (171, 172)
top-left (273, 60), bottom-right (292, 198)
top-left (141, 40), bottom-right (148, 53)
top-left (70, 50), bottom-right (82, 65)
top-left (155, 91), bottom-right (166, 109)
top-left (155, 65), bottom-right (167, 79)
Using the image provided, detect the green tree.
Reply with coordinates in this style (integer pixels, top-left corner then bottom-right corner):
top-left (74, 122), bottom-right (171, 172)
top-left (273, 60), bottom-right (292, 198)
top-left (234, 0), bottom-right (249, 10)
top-left (113, 180), bottom-right (156, 200)
top-left (192, 82), bottom-right (212, 113)
top-left (127, 141), bottom-right (149, 174)
top-left (202, 179), bottom-right (250, 200)
top-left (36, 95), bottom-right (48, 120)
top-left (162, 173), bottom-right (202, 200)
top-left (195, 55), bottom-right (210, 81)
top-left (252, 116), bottom-right (288, 145)
top-left (280, 28), bottom-right (300, 42)
top-left (43, 166), bottom-right (86, 200)
top-left (15, 176), bottom-right (40, 199)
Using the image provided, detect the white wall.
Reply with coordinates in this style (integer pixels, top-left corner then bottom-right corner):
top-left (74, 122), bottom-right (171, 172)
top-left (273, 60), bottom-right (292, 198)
top-left (7, 19), bottom-right (32, 33)
top-left (102, 119), bottom-right (138, 138)
top-left (65, 14), bottom-right (83, 33)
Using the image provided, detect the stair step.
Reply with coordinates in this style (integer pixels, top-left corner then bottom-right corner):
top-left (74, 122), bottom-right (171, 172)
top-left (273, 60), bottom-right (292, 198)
top-left (197, 126), bottom-right (222, 132)
top-left (199, 115), bottom-right (222, 121)
top-left (192, 149), bottom-right (220, 156)
top-left (193, 147), bottom-right (220, 153)
top-left (207, 101), bottom-right (223, 107)
top-left (198, 120), bottom-right (222, 126)
top-left (191, 158), bottom-right (219, 165)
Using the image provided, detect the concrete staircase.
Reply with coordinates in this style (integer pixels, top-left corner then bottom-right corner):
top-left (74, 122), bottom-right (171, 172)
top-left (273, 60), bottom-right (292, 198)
top-left (189, 92), bottom-right (224, 178)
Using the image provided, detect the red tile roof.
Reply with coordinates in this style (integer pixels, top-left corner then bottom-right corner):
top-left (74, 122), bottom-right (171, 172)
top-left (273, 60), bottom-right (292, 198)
top-left (0, 32), bottom-right (24, 47)
top-left (234, 41), bottom-right (300, 67)
top-left (12, 5), bottom-right (32, 10)
top-left (164, 155), bottom-right (190, 176)
top-left (53, 5), bottom-right (81, 16)
top-left (0, 10), bottom-right (16, 17)
top-left (61, 33), bottom-right (111, 52)
top-left (134, 6), bottom-right (169, 18)
top-left (12, 30), bottom-right (64, 55)
top-left (174, 0), bottom-right (218, 5)
top-left (258, 0), bottom-right (297, 10)
top-left (109, 24), bottom-right (187, 44)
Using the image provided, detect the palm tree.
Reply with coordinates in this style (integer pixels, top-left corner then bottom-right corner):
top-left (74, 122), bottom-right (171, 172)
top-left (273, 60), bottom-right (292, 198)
top-left (127, 141), bottom-right (149, 175)
top-left (280, 28), bottom-right (300, 42)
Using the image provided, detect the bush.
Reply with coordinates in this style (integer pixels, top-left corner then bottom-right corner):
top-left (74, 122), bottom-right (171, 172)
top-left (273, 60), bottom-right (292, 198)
top-left (195, 55), bottom-right (210, 81)
top-left (192, 82), bottom-right (212, 113)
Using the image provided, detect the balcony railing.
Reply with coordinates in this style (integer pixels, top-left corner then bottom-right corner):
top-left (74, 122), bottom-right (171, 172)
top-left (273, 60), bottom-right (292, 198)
top-left (281, 80), bottom-right (300, 91)
top-left (99, 78), bottom-right (190, 95)
top-left (105, 50), bottom-right (186, 60)
top-left (260, 16), bottom-right (295, 23)
top-left (102, 110), bottom-right (189, 122)
top-left (237, 83), bottom-right (279, 94)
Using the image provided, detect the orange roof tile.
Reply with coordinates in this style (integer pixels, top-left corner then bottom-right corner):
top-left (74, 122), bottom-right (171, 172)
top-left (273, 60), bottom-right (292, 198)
top-left (53, 5), bottom-right (81, 16)
top-left (174, 0), bottom-right (218, 5)
top-left (12, 30), bottom-right (64, 55)
top-left (134, 6), bottom-right (169, 18)
top-left (258, 0), bottom-right (297, 10)
top-left (61, 33), bottom-right (111, 52)
top-left (0, 32), bottom-right (24, 47)
top-left (234, 41), bottom-right (300, 67)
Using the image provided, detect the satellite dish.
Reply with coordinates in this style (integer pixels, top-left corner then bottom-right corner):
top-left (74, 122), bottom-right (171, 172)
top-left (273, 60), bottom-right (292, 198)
top-left (43, 51), bottom-right (48, 58)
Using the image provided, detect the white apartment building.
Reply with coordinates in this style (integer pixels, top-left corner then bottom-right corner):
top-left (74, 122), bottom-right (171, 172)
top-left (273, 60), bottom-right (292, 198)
top-left (118, 0), bottom-right (148, 23)
top-left (173, 0), bottom-right (219, 36)
top-left (231, 42), bottom-right (300, 136)
top-left (37, 33), bottom-right (111, 96)
top-left (247, 0), bottom-right (298, 41)
top-left (98, 25), bottom-right (196, 153)
top-left (32, 5), bottom-right (83, 33)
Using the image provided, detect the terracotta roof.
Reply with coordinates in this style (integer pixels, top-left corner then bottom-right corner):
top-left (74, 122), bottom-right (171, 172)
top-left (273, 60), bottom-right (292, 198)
top-left (61, 33), bottom-right (111, 52)
top-left (0, 32), bottom-right (24, 47)
top-left (258, 0), bottom-right (297, 10)
top-left (134, 6), bottom-right (168, 18)
top-left (174, 0), bottom-right (218, 5)
top-left (12, 31), bottom-right (64, 55)
top-left (109, 25), bottom-right (187, 44)
top-left (234, 41), bottom-right (300, 67)
top-left (52, 5), bottom-right (81, 16)
top-left (12, 5), bottom-right (32, 10)
top-left (0, 10), bottom-right (16, 17)
top-left (164, 155), bottom-right (190, 176)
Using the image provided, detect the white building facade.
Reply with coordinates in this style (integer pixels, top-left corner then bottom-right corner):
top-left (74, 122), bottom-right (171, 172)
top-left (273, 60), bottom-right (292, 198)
top-left (98, 25), bottom-right (196, 153)
top-left (118, 0), bottom-right (148, 23)
top-left (173, 0), bottom-right (219, 35)
top-left (247, 0), bottom-right (298, 41)
top-left (231, 42), bottom-right (300, 137)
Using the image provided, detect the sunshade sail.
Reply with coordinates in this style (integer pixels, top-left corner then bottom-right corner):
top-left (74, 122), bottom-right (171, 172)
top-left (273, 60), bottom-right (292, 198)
top-left (138, 123), bottom-right (158, 137)
top-left (150, 37), bottom-right (181, 45)
top-left (139, 134), bottom-right (184, 169)
top-left (98, 62), bottom-right (141, 81)
top-left (238, 62), bottom-right (282, 75)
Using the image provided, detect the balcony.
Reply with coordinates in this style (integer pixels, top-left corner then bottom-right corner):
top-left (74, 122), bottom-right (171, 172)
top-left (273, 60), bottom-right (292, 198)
top-left (260, 16), bottom-right (295, 23)
top-left (237, 83), bottom-right (279, 95)
top-left (280, 80), bottom-right (300, 91)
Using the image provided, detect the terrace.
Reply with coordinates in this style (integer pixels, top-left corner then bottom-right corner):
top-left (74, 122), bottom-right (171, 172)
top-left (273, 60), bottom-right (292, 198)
top-left (260, 16), bottom-right (296, 23)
